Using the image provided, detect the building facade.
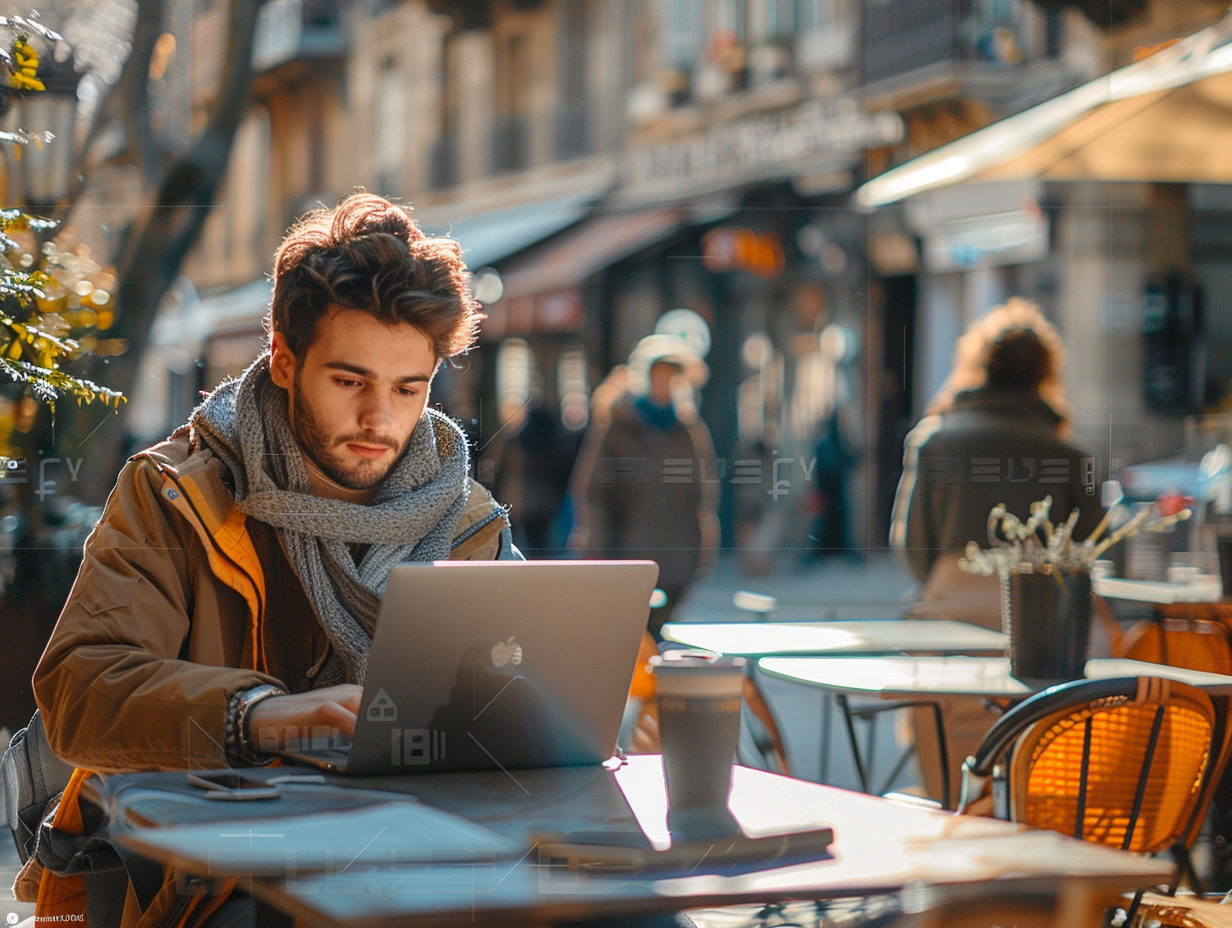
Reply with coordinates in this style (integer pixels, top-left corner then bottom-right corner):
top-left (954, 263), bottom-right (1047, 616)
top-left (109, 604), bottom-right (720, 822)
top-left (113, 0), bottom-right (1231, 557)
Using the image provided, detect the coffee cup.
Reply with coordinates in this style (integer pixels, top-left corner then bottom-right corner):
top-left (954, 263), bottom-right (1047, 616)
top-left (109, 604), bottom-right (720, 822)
top-left (650, 651), bottom-right (746, 837)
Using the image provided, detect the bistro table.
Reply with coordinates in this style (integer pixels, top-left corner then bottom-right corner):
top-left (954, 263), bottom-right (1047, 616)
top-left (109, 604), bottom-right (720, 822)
top-left (660, 620), bottom-right (1008, 657)
top-left (759, 655), bottom-right (1232, 808)
top-left (660, 619), bottom-right (1008, 784)
top-left (84, 755), bottom-right (1173, 928)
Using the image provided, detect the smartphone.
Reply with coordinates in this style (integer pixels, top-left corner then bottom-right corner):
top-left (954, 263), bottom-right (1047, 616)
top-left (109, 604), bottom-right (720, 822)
top-left (187, 771), bottom-right (281, 801)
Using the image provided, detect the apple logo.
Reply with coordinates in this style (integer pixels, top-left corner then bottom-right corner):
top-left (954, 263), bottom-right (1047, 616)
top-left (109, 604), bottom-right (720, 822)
top-left (491, 636), bottom-right (524, 668)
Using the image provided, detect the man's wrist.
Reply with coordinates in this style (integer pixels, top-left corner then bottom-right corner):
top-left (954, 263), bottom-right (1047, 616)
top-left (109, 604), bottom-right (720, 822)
top-left (225, 684), bottom-right (286, 766)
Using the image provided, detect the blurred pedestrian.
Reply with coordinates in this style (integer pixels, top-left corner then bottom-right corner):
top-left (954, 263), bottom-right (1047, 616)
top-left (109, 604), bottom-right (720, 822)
top-left (809, 407), bottom-right (856, 560)
top-left (888, 297), bottom-right (1100, 805)
top-left (890, 297), bottom-right (1099, 626)
top-left (569, 335), bottom-right (718, 639)
top-left (486, 401), bottom-right (581, 556)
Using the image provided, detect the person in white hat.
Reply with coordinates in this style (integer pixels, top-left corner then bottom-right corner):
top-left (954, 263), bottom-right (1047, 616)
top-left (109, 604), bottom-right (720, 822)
top-left (568, 335), bottom-right (718, 639)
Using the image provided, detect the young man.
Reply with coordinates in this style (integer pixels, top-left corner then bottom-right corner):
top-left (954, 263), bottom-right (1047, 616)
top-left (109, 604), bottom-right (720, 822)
top-left (24, 194), bottom-right (702, 928)
top-left (33, 192), bottom-right (515, 775)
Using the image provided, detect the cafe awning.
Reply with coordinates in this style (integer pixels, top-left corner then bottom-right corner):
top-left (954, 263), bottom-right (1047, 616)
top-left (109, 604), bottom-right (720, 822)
top-left (480, 208), bottom-right (684, 340)
top-left (419, 194), bottom-right (592, 269)
top-left (499, 208), bottom-right (684, 300)
top-left (854, 11), bottom-right (1232, 209)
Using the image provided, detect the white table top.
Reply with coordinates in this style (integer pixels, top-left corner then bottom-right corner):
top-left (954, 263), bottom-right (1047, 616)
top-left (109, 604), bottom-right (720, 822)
top-left (758, 655), bottom-right (1232, 698)
top-left (225, 756), bottom-right (1168, 926)
top-left (1093, 576), bottom-right (1223, 604)
top-left (660, 620), bottom-right (1007, 657)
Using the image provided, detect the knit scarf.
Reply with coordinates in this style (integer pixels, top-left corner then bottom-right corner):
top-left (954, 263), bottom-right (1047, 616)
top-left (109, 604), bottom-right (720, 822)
top-left (191, 352), bottom-right (470, 686)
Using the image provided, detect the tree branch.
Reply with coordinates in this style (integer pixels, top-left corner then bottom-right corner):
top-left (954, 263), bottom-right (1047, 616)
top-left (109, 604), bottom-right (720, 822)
top-left (76, 0), bottom-right (268, 499)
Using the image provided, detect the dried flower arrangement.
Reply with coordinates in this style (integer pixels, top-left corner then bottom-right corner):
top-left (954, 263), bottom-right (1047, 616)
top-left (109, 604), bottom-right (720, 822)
top-left (959, 495), bottom-right (1192, 576)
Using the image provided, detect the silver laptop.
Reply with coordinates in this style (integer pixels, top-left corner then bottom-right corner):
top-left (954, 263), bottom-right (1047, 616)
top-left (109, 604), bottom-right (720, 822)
top-left (276, 559), bottom-right (659, 776)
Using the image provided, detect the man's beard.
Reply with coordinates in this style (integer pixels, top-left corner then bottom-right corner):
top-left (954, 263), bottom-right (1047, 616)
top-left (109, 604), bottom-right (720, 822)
top-left (291, 387), bottom-right (404, 490)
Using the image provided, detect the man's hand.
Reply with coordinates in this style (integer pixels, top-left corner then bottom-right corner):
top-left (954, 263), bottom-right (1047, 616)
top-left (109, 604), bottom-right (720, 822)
top-left (247, 684), bottom-right (363, 754)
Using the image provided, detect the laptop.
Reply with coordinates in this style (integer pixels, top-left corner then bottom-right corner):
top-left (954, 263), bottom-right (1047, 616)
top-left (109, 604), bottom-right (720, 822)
top-left (275, 559), bottom-right (659, 776)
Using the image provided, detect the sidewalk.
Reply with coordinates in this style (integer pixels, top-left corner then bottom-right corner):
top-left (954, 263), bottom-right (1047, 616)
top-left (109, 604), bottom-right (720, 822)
top-left (674, 549), bottom-right (917, 624)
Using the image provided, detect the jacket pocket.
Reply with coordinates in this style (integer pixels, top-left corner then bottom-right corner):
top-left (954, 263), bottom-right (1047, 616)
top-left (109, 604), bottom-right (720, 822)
top-left (76, 570), bottom-right (140, 617)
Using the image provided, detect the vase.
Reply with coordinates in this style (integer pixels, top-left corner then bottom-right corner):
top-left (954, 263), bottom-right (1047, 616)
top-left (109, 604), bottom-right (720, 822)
top-left (1000, 565), bottom-right (1092, 683)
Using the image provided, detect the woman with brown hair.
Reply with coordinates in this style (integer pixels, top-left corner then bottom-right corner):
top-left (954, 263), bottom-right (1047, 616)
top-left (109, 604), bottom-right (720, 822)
top-left (888, 298), bottom-right (1101, 805)
top-left (890, 297), bottom-right (1099, 622)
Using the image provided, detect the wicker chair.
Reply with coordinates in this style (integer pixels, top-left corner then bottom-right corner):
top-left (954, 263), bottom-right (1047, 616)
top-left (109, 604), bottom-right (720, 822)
top-left (958, 676), bottom-right (1232, 925)
top-left (1118, 615), bottom-right (1232, 676)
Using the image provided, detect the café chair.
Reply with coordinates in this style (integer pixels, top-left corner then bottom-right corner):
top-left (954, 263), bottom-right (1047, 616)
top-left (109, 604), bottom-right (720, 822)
top-left (957, 675), bottom-right (1232, 927)
top-left (1117, 614), bottom-right (1232, 676)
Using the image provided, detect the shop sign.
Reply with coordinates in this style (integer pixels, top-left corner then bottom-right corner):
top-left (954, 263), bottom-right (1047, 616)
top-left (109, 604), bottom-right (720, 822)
top-left (623, 98), bottom-right (904, 199)
top-left (907, 180), bottom-right (1047, 273)
top-left (702, 227), bottom-right (785, 278)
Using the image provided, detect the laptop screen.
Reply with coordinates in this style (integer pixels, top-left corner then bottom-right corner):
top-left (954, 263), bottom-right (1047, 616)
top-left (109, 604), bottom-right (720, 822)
top-left (345, 559), bottom-right (659, 776)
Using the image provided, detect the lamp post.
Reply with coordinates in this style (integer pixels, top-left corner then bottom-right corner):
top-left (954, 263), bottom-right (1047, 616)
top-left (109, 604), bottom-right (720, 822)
top-left (9, 50), bottom-right (79, 214)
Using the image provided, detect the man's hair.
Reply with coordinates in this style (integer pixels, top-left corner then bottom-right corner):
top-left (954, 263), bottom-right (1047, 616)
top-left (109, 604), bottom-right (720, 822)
top-left (267, 192), bottom-right (484, 360)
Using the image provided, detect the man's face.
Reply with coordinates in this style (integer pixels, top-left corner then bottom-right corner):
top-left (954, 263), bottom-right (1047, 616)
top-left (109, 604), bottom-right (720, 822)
top-left (270, 307), bottom-right (438, 490)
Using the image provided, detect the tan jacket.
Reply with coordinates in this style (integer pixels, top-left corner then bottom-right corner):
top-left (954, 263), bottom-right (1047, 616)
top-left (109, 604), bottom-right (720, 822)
top-left (33, 430), bottom-right (511, 773)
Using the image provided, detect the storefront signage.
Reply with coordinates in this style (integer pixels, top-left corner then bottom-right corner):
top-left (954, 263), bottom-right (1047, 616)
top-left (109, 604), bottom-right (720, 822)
top-left (702, 227), bottom-right (784, 277)
top-left (623, 98), bottom-right (904, 199)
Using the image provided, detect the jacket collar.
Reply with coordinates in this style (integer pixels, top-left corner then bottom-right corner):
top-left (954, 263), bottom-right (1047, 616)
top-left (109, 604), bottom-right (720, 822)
top-left (950, 387), bottom-right (1063, 427)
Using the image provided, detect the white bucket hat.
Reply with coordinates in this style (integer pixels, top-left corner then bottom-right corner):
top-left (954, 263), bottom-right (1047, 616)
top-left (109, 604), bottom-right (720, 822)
top-left (627, 334), bottom-right (709, 391)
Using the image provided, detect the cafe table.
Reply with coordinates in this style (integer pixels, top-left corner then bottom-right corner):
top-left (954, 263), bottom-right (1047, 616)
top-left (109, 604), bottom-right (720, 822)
top-left (660, 619), bottom-right (1008, 657)
top-left (660, 619), bottom-right (1008, 783)
top-left (758, 655), bottom-right (1232, 808)
top-left (84, 754), bottom-right (1172, 928)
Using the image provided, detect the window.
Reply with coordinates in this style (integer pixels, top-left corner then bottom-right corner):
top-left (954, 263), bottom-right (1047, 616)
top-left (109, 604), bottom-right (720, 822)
top-left (374, 55), bottom-right (404, 196)
top-left (494, 33), bottom-right (529, 172)
top-left (662, 0), bottom-right (701, 70)
top-left (557, 0), bottom-right (588, 158)
top-left (429, 32), bottom-right (458, 190)
top-left (794, 0), bottom-right (838, 31)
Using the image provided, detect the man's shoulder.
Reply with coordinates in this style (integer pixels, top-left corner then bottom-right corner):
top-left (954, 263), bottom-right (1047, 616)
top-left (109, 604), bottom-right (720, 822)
top-left (452, 479), bottom-right (512, 559)
top-left (457, 479), bottom-right (507, 531)
top-left (120, 430), bottom-right (235, 509)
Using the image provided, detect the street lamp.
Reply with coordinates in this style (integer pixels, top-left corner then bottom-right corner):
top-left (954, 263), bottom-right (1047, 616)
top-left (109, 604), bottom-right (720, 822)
top-left (9, 50), bottom-right (79, 212)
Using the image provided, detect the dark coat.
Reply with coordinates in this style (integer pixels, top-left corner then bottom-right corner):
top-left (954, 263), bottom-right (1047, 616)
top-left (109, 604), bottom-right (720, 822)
top-left (890, 387), bottom-right (1101, 584)
top-left (570, 394), bottom-right (718, 594)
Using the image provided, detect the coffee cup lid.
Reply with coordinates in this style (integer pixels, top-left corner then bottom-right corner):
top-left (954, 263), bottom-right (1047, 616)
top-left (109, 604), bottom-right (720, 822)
top-left (649, 651), bottom-right (747, 673)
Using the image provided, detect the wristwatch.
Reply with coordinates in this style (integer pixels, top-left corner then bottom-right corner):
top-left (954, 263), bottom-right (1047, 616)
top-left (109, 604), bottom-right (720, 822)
top-left (224, 684), bottom-right (286, 767)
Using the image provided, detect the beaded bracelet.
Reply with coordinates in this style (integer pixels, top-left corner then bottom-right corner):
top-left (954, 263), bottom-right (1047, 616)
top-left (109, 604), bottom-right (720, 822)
top-left (224, 684), bottom-right (286, 767)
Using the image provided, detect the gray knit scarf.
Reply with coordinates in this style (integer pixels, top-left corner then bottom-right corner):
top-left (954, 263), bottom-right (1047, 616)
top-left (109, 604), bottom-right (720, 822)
top-left (191, 352), bottom-right (470, 686)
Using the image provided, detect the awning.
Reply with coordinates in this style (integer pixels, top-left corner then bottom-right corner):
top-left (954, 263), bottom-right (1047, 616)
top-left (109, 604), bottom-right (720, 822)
top-left (499, 208), bottom-right (683, 300)
top-left (152, 277), bottom-right (273, 349)
top-left (480, 208), bottom-right (684, 341)
top-left (419, 194), bottom-right (592, 269)
top-left (853, 11), bottom-right (1232, 208)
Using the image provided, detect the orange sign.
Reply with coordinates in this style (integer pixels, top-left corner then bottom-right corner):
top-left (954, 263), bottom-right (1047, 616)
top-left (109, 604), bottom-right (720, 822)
top-left (702, 227), bottom-right (785, 278)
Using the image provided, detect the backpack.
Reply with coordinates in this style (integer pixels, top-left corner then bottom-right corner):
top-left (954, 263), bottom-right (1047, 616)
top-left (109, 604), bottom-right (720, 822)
top-left (2, 709), bottom-right (75, 863)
